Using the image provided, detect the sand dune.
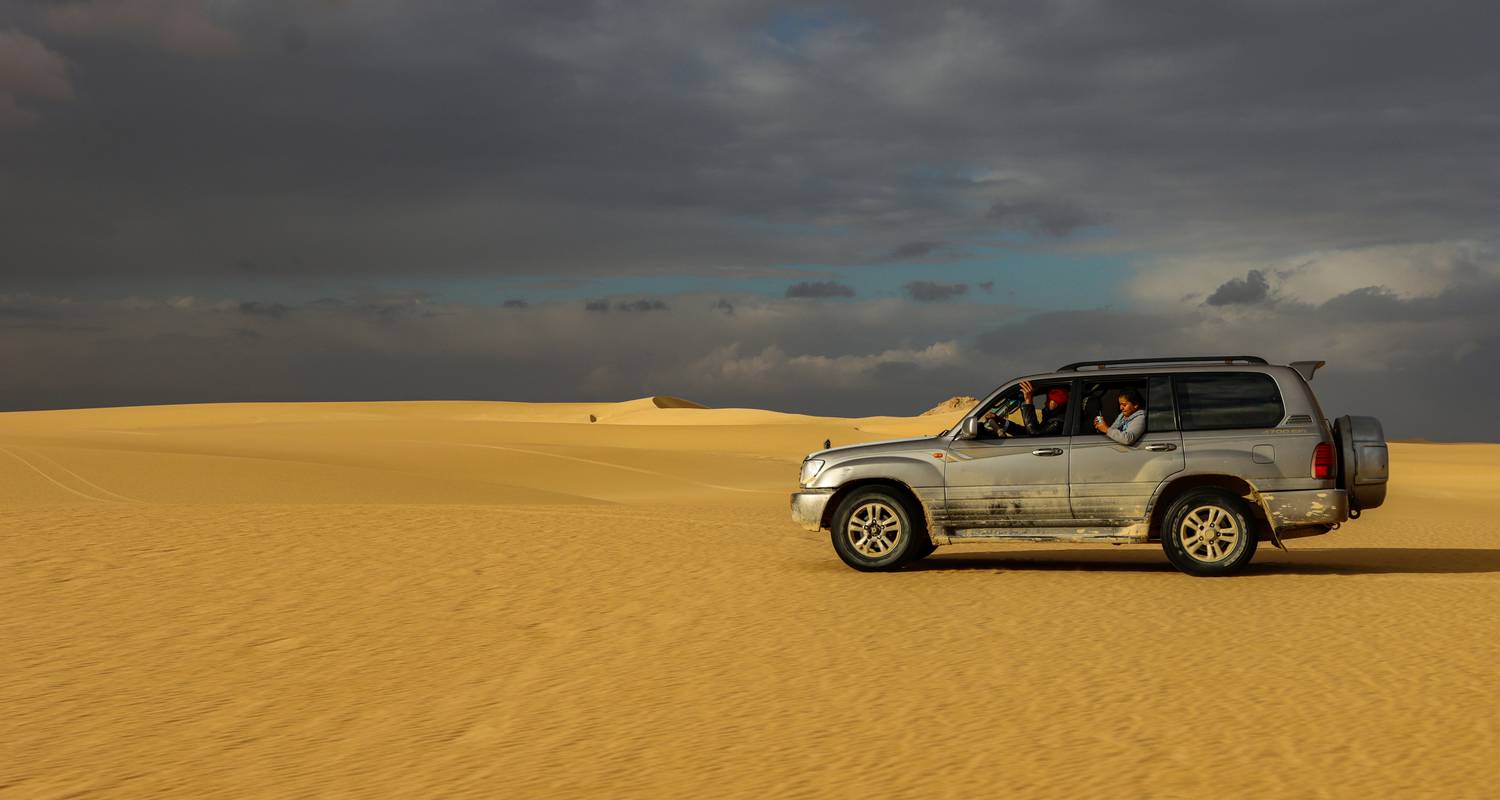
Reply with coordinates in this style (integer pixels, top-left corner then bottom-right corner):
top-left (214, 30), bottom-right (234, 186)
top-left (2, 400), bottom-right (1497, 797)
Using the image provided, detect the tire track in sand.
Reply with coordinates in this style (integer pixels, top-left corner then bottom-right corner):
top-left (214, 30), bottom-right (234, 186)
top-left (0, 446), bottom-right (118, 503)
top-left (21, 448), bottom-right (146, 504)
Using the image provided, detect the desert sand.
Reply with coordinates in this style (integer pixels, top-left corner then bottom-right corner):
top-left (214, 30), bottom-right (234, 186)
top-left (2, 398), bottom-right (1498, 798)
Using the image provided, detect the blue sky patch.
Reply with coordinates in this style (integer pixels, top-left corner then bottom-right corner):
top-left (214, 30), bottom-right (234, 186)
top-left (766, 9), bottom-right (844, 48)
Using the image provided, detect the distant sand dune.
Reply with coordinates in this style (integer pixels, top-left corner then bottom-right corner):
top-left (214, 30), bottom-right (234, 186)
top-left (921, 394), bottom-right (979, 415)
top-left (2, 400), bottom-right (1497, 797)
top-left (0, 400), bottom-right (959, 506)
top-left (643, 395), bottom-right (707, 409)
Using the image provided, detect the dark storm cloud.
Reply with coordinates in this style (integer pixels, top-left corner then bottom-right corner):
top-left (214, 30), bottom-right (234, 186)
top-left (786, 281), bottom-right (855, 299)
top-left (43, 0), bottom-right (241, 57)
top-left (987, 199), bottom-right (1098, 238)
top-left (1317, 287), bottom-right (1402, 321)
top-left (1205, 269), bottom-right (1271, 306)
top-left (1, 0), bottom-right (1496, 287)
top-left (0, 1), bottom-right (1497, 441)
top-left (0, 28), bottom-right (72, 127)
top-left (1318, 279), bottom-right (1500, 324)
top-left (0, 294), bottom-right (64, 321)
top-left (238, 300), bottom-right (290, 318)
top-left (905, 281), bottom-right (967, 302)
top-left (280, 24), bottom-right (309, 55)
top-left (582, 298), bottom-right (669, 312)
top-left (0, 306), bottom-right (57, 321)
top-left (615, 299), bottom-right (668, 312)
top-left (885, 240), bottom-right (943, 261)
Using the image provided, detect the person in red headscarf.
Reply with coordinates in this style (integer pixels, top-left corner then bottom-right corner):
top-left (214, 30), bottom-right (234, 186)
top-left (1018, 379), bottom-right (1070, 437)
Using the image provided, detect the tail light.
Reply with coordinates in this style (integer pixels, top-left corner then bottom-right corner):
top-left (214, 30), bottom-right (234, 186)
top-left (1312, 442), bottom-right (1334, 479)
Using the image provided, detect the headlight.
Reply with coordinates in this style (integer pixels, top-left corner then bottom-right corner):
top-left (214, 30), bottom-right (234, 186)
top-left (799, 459), bottom-right (826, 487)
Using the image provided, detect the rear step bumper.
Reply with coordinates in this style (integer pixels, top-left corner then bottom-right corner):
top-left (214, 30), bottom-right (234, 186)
top-left (1260, 489), bottom-right (1349, 530)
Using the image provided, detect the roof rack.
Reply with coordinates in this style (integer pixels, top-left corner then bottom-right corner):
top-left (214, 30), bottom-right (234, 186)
top-left (1057, 356), bottom-right (1269, 371)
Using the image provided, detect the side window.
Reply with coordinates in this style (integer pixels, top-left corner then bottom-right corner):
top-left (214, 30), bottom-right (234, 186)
top-left (1175, 373), bottom-right (1285, 431)
top-left (1075, 378), bottom-right (1150, 435)
top-left (977, 381), bottom-right (1072, 438)
top-left (1147, 375), bottom-right (1176, 432)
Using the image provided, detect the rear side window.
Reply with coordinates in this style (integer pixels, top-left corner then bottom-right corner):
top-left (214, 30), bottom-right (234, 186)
top-left (1175, 373), bottom-right (1284, 431)
top-left (1075, 378), bottom-right (1149, 435)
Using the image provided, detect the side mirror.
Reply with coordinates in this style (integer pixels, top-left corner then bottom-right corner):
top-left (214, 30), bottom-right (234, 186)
top-left (957, 417), bottom-right (979, 440)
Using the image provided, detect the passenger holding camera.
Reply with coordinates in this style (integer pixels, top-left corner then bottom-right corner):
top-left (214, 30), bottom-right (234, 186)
top-left (1094, 389), bottom-right (1146, 445)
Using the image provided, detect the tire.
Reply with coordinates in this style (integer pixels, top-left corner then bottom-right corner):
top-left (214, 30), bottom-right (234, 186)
top-left (1160, 488), bottom-right (1260, 577)
top-left (904, 537), bottom-right (938, 564)
top-left (830, 487), bottom-right (925, 571)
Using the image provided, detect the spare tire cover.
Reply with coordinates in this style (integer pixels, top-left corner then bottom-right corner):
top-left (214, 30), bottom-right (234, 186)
top-left (1335, 415), bottom-right (1389, 510)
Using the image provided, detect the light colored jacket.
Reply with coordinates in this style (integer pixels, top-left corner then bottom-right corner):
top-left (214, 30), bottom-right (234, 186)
top-left (1105, 408), bottom-right (1146, 446)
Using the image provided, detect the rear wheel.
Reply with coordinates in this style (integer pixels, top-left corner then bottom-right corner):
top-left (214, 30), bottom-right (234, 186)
top-left (830, 487), bottom-right (924, 571)
top-left (1161, 488), bottom-right (1259, 577)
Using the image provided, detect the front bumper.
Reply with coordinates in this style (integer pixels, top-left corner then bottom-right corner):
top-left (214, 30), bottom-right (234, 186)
top-left (1261, 488), bottom-right (1349, 530)
top-left (790, 490), bottom-right (835, 532)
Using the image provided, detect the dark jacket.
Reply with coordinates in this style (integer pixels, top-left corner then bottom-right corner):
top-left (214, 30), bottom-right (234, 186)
top-left (1021, 403), bottom-right (1068, 437)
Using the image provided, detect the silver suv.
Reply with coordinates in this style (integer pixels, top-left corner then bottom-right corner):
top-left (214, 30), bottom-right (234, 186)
top-left (790, 356), bottom-right (1388, 576)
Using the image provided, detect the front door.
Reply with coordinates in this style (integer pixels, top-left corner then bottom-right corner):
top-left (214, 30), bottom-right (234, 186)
top-left (1069, 375), bottom-right (1185, 524)
top-left (943, 380), bottom-right (1076, 528)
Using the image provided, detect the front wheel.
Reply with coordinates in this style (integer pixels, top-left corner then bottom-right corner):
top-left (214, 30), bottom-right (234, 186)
top-left (1161, 489), bottom-right (1259, 577)
top-left (905, 537), bottom-right (938, 564)
top-left (830, 487), bottom-right (925, 571)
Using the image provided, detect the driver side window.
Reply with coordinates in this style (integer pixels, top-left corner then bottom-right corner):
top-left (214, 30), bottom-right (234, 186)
top-left (977, 381), bottom-right (1071, 439)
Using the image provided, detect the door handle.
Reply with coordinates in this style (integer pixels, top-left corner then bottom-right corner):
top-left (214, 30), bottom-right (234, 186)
top-left (1145, 443), bottom-right (1178, 452)
top-left (1031, 447), bottom-right (1064, 456)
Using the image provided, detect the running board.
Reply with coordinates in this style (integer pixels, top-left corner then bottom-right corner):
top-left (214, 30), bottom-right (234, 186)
top-left (937, 525), bottom-right (1148, 545)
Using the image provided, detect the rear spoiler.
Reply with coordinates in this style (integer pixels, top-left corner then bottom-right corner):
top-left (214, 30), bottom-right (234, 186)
top-left (1290, 360), bottom-right (1326, 381)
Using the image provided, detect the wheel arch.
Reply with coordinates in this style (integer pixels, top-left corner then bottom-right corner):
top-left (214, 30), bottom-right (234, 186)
top-left (1146, 474), bottom-right (1274, 542)
top-left (821, 478), bottom-right (932, 535)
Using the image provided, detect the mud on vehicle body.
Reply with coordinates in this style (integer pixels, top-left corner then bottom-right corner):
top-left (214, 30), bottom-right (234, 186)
top-left (791, 356), bottom-right (1389, 577)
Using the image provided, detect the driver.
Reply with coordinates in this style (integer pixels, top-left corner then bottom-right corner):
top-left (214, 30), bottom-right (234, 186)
top-left (1020, 380), bottom-right (1069, 437)
top-left (981, 380), bottom-right (1069, 437)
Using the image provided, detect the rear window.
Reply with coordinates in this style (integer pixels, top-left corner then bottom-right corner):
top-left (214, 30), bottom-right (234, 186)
top-left (1175, 373), bottom-right (1285, 431)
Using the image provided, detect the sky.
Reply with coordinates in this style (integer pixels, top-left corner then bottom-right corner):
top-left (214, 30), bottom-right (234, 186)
top-left (1, 1), bottom-right (1497, 439)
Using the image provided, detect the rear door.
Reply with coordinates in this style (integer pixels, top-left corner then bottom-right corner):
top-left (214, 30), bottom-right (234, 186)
top-left (1068, 375), bottom-right (1185, 524)
top-left (1174, 371), bottom-right (1289, 487)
